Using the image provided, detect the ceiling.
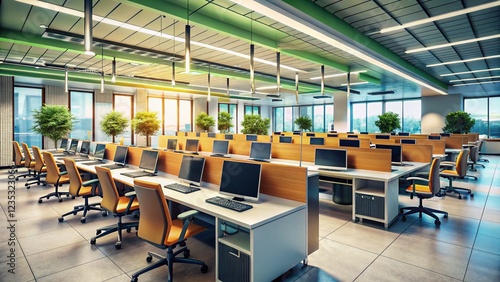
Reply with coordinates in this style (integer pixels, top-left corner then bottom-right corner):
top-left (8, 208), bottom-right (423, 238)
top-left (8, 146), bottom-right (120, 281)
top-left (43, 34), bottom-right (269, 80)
top-left (0, 0), bottom-right (499, 105)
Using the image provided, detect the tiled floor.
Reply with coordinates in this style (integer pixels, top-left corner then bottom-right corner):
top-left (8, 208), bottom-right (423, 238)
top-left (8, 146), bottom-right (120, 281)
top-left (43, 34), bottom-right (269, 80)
top-left (1, 156), bottom-right (499, 282)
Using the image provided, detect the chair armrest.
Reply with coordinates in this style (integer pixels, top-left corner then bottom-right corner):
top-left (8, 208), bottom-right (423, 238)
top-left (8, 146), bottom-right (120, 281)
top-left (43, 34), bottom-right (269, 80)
top-left (82, 179), bottom-right (99, 186)
top-left (406, 176), bottom-right (429, 182)
top-left (59, 171), bottom-right (68, 176)
top-left (440, 161), bottom-right (455, 167)
top-left (178, 210), bottom-right (199, 242)
top-left (124, 191), bottom-right (137, 213)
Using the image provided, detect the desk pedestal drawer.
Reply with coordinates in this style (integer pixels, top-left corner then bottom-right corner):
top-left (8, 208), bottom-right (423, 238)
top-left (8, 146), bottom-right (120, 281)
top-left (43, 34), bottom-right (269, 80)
top-left (218, 243), bottom-right (250, 282)
top-left (355, 194), bottom-right (384, 219)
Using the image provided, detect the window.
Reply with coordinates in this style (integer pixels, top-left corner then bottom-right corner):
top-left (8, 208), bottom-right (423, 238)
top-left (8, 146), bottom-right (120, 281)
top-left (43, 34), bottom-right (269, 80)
top-left (274, 107), bottom-right (284, 132)
top-left (14, 87), bottom-right (43, 148)
top-left (490, 97), bottom-right (500, 138)
top-left (113, 94), bottom-right (133, 145)
top-left (367, 102), bottom-right (382, 132)
top-left (272, 103), bottom-right (333, 132)
top-left (245, 105), bottom-right (260, 115)
top-left (385, 101), bottom-right (402, 130)
top-left (352, 103), bottom-right (367, 133)
top-left (179, 100), bottom-right (192, 132)
top-left (284, 107), bottom-right (293, 132)
top-left (147, 97), bottom-right (192, 135)
top-left (148, 97), bottom-right (163, 136)
top-left (219, 103), bottom-right (237, 132)
top-left (464, 97), bottom-right (500, 138)
top-left (164, 99), bottom-right (178, 135)
top-left (70, 91), bottom-right (93, 140)
top-left (403, 100), bottom-right (421, 134)
top-left (313, 105), bottom-right (325, 132)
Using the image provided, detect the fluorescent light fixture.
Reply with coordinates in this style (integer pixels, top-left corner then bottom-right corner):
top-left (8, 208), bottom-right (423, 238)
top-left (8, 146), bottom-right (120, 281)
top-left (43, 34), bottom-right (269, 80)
top-left (256, 85), bottom-right (279, 90)
top-left (171, 62), bottom-right (176, 86)
top-left (341, 81), bottom-right (369, 86)
top-left (64, 69), bottom-right (68, 93)
top-left (185, 24), bottom-right (190, 74)
top-left (309, 70), bottom-right (367, 80)
top-left (380, 2), bottom-right (500, 34)
top-left (449, 76), bottom-right (500, 82)
top-left (406, 34), bottom-right (500, 53)
top-left (367, 90), bottom-right (395, 95)
top-left (276, 51), bottom-right (280, 96)
top-left (427, 55), bottom-right (500, 67)
top-left (83, 0), bottom-right (94, 56)
top-left (453, 80), bottom-right (499, 86)
top-left (272, 98), bottom-right (283, 102)
top-left (440, 68), bottom-right (500, 77)
top-left (39, 24), bottom-right (47, 29)
top-left (180, 71), bottom-right (201, 75)
top-left (250, 44), bottom-right (255, 94)
top-left (111, 57), bottom-right (116, 83)
top-left (295, 72), bottom-right (299, 104)
top-left (320, 65), bottom-right (325, 95)
top-left (226, 78), bottom-right (230, 96)
top-left (313, 95), bottom-right (331, 99)
top-left (100, 73), bottom-right (104, 93)
top-left (207, 72), bottom-right (211, 102)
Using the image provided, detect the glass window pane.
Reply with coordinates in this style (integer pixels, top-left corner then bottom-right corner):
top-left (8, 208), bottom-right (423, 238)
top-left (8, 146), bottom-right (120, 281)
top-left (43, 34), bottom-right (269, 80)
top-left (164, 99), bottom-right (178, 135)
top-left (352, 103), bottom-right (367, 132)
top-left (148, 97), bottom-right (163, 135)
top-left (385, 101), bottom-right (402, 131)
top-left (325, 104), bottom-right (334, 132)
top-left (14, 87), bottom-right (42, 148)
top-left (179, 100), bottom-right (192, 132)
top-left (313, 105), bottom-right (325, 132)
top-left (464, 98), bottom-right (488, 136)
top-left (284, 107), bottom-right (293, 131)
top-left (70, 91), bottom-right (93, 140)
top-left (274, 107), bottom-right (283, 132)
top-left (95, 102), bottom-right (112, 142)
top-left (403, 100), bottom-right (421, 134)
top-left (367, 102), bottom-right (382, 132)
top-left (113, 95), bottom-right (132, 145)
top-left (490, 97), bottom-right (500, 138)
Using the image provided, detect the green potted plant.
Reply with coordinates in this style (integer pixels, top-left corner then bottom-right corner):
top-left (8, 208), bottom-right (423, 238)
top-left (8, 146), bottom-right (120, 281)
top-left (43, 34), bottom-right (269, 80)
top-left (131, 111), bottom-right (161, 147)
top-left (32, 104), bottom-right (76, 149)
top-left (442, 111), bottom-right (475, 134)
top-left (375, 112), bottom-right (401, 133)
top-left (218, 111), bottom-right (233, 133)
top-left (195, 112), bottom-right (215, 132)
top-left (294, 115), bottom-right (312, 132)
top-left (100, 111), bottom-right (129, 144)
top-left (241, 114), bottom-right (270, 135)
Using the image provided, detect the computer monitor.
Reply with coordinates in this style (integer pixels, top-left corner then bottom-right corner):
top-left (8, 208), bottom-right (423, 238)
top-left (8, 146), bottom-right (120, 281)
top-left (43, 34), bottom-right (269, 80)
top-left (273, 131), bottom-right (282, 135)
top-left (306, 132), bottom-right (315, 137)
top-left (360, 132), bottom-right (368, 134)
top-left (113, 146), bottom-right (128, 165)
top-left (219, 160), bottom-right (262, 202)
top-left (375, 134), bottom-right (391, 140)
top-left (178, 155), bottom-right (206, 185)
top-left (293, 131), bottom-right (301, 135)
top-left (374, 144), bottom-right (402, 164)
top-left (428, 135), bottom-right (441, 140)
top-left (310, 137), bottom-right (324, 145)
top-left (440, 133), bottom-right (452, 137)
top-left (390, 132), bottom-right (396, 135)
top-left (225, 134), bottom-right (233, 140)
top-left (93, 143), bottom-right (106, 160)
top-left (327, 133), bottom-right (338, 137)
top-left (279, 136), bottom-right (292, 143)
top-left (138, 150), bottom-right (159, 173)
top-left (398, 132), bottom-right (410, 136)
top-left (339, 138), bottom-right (360, 148)
top-left (329, 131), bottom-right (337, 133)
top-left (79, 141), bottom-right (91, 155)
top-left (167, 139), bottom-right (178, 150)
top-left (347, 131), bottom-right (354, 134)
top-left (185, 139), bottom-right (199, 152)
top-left (314, 148), bottom-right (348, 171)
top-left (59, 138), bottom-right (69, 150)
top-left (246, 134), bottom-right (258, 141)
top-left (207, 132), bottom-right (216, 138)
top-left (68, 139), bottom-right (79, 153)
top-left (212, 140), bottom-right (229, 155)
top-left (347, 134), bottom-right (358, 138)
top-left (400, 139), bottom-right (417, 144)
top-left (249, 142), bottom-right (272, 161)
top-left (196, 132), bottom-right (200, 137)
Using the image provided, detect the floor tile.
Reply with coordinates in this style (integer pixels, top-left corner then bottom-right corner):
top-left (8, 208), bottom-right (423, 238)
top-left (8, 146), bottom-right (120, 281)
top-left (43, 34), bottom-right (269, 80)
top-left (36, 257), bottom-right (124, 282)
top-left (0, 257), bottom-right (35, 282)
top-left (473, 233), bottom-right (500, 255)
top-left (465, 249), bottom-right (500, 281)
top-left (17, 226), bottom-right (85, 256)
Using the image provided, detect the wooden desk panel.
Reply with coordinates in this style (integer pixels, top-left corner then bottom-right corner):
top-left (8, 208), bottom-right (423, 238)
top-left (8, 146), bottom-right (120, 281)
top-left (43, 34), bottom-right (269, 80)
top-left (402, 144), bottom-right (433, 163)
top-left (416, 140), bottom-right (446, 154)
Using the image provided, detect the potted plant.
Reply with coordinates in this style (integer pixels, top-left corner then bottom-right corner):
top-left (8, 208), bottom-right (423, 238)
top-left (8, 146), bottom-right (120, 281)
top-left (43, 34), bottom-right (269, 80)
top-left (195, 112), bottom-right (215, 132)
top-left (32, 104), bottom-right (76, 149)
top-left (100, 111), bottom-right (129, 144)
top-left (294, 115), bottom-right (312, 132)
top-left (218, 111), bottom-right (233, 133)
top-left (131, 111), bottom-right (161, 147)
top-left (241, 114), bottom-right (270, 135)
top-left (442, 111), bottom-right (475, 134)
top-left (375, 112), bottom-right (401, 133)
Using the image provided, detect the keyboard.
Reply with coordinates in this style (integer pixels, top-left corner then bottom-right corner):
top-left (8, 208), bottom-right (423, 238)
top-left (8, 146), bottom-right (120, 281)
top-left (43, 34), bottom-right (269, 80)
top-left (72, 157), bottom-right (90, 162)
top-left (205, 196), bottom-right (253, 212)
top-left (101, 164), bottom-right (126, 170)
top-left (210, 154), bottom-right (230, 158)
top-left (174, 150), bottom-right (199, 155)
top-left (249, 158), bottom-right (270, 163)
top-left (120, 171), bottom-right (153, 178)
top-left (81, 160), bottom-right (104, 165)
top-left (164, 183), bottom-right (200, 194)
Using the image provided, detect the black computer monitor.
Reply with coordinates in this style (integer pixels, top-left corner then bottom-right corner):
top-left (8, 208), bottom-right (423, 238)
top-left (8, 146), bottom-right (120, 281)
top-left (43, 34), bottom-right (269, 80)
top-left (314, 148), bottom-right (347, 171)
top-left (79, 141), bottom-right (91, 155)
top-left (178, 155), bottom-right (206, 185)
top-left (360, 132), bottom-right (368, 134)
top-left (375, 134), bottom-right (390, 140)
top-left (310, 137), bottom-right (324, 145)
top-left (212, 140), bottom-right (229, 155)
top-left (167, 139), bottom-right (178, 150)
top-left (339, 139), bottom-right (360, 147)
top-left (139, 150), bottom-right (159, 173)
top-left (207, 132), bottom-right (216, 138)
top-left (113, 146), bottom-right (128, 165)
top-left (93, 143), bottom-right (106, 160)
top-left (59, 138), bottom-right (68, 150)
top-left (428, 135), bottom-right (441, 140)
top-left (279, 136), bottom-right (292, 143)
top-left (329, 131), bottom-right (337, 133)
top-left (400, 139), bottom-right (417, 144)
top-left (306, 132), bottom-right (315, 137)
top-left (196, 132), bottom-right (200, 137)
top-left (374, 144), bottom-right (402, 164)
top-left (327, 133), bottom-right (338, 137)
top-left (347, 134), bottom-right (358, 138)
top-left (390, 132), bottom-right (396, 135)
top-left (440, 133), bottom-right (452, 137)
top-left (293, 131), bottom-right (301, 135)
top-left (398, 132), bottom-right (410, 136)
top-left (225, 134), bottom-right (233, 140)
top-left (249, 142), bottom-right (272, 161)
top-left (185, 139), bottom-right (199, 152)
top-left (273, 132), bottom-right (282, 135)
top-left (347, 131), bottom-right (354, 134)
top-left (68, 139), bottom-right (79, 153)
top-left (219, 160), bottom-right (262, 202)
top-left (246, 134), bottom-right (258, 141)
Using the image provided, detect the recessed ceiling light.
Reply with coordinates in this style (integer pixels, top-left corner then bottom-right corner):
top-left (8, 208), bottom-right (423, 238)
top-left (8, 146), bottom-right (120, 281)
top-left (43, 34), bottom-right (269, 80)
top-left (309, 70), bottom-right (367, 80)
top-left (406, 34), bottom-right (500, 53)
top-left (449, 76), bottom-right (500, 82)
top-left (340, 81), bottom-right (369, 86)
top-left (39, 24), bottom-right (47, 28)
top-left (427, 55), bottom-right (500, 67)
top-left (453, 81), bottom-right (500, 86)
top-left (440, 68), bottom-right (500, 77)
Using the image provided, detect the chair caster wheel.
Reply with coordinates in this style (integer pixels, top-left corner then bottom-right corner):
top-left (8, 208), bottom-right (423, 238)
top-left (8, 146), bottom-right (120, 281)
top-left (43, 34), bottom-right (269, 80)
top-left (458, 195), bottom-right (462, 200)
top-left (58, 198), bottom-right (63, 202)
top-left (96, 230), bottom-right (102, 235)
top-left (80, 217), bottom-right (86, 223)
top-left (73, 211), bottom-right (78, 215)
top-left (402, 216), bottom-right (407, 222)
top-left (200, 264), bottom-right (208, 273)
top-left (470, 193), bottom-right (474, 198)
top-left (58, 217), bottom-right (64, 222)
top-left (179, 241), bottom-right (186, 247)
top-left (131, 277), bottom-right (138, 282)
top-left (399, 208), bottom-right (404, 214)
top-left (71, 196), bottom-right (75, 199)
top-left (435, 220), bottom-right (441, 226)
top-left (444, 214), bottom-right (448, 218)
top-left (146, 255), bottom-right (153, 263)
top-left (183, 249), bottom-right (190, 258)
top-left (126, 228), bottom-right (131, 233)
top-left (115, 242), bottom-right (121, 250)
top-left (102, 211), bottom-right (108, 217)
top-left (38, 199), bottom-right (43, 203)
top-left (90, 238), bottom-right (96, 245)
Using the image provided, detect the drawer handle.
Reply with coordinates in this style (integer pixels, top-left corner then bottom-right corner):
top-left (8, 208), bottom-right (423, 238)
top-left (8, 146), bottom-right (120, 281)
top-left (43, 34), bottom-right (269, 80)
top-left (229, 251), bottom-right (240, 258)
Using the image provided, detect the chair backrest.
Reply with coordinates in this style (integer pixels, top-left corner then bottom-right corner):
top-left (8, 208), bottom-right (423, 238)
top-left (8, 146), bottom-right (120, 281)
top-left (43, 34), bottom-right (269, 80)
top-left (21, 142), bottom-right (34, 168)
top-left (428, 158), bottom-right (441, 194)
top-left (12, 141), bottom-right (24, 166)
top-left (478, 140), bottom-right (484, 151)
top-left (63, 158), bottom-right (83, 196)
top-left (469, 146), bottom-right (479, 163)
top-left (42, 151), bottom-right (62, 185)
top-left (455, 149), bottom-right (469, 177)
top-left (134, 179), bottom-right (172, 247)
top-left (32, 146), bottom-right (45, 171)
top-left (94, 166), bottom-right (120, 213)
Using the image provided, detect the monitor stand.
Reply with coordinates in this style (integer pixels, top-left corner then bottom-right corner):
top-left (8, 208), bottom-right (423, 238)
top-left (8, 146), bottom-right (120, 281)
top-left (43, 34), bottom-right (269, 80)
top-left (232, 197), bottom-right (245, 202)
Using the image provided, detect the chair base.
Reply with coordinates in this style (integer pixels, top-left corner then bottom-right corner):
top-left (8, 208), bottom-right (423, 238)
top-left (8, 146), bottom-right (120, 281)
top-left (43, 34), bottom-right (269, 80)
top-left (90, 216), bottom-right (138, 249)
top-left (440, 186), bottom-right (474, 200)
top-left (38, 191), bottom-right (71, 203)
top-left (400, 199), bottom-right (448, 226)
top-left (16, 170), bottom-right (34, 181)
top-left (58, 199), bottom-right (103, 223)
top-left (25, 173), bottom-right (47, 189)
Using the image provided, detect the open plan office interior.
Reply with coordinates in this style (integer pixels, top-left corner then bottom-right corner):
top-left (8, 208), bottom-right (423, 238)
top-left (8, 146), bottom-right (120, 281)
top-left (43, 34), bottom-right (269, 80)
top-left (1, 0), bottom-right (500, 281)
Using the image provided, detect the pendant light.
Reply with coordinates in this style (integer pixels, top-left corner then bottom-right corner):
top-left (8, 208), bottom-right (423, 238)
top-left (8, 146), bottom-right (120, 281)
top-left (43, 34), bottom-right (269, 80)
top-left (185, 0), bottom-right (191, 74)
top-left (226, 78), bottom-right (230, 96)
top-left (249, 11), bottom-right (255, 94)
top-left (84, 0), bottom-right (94, 56)
top-left (64, 68), bottom-right (68, 93)
top-left (207, 65), bottom-right (211, 102)
top-left (172, 19), bottom-right (176, 86)
top-left (100, 44), bottom-right (104, 93)
top-left (313, 65), bottom-right (329, 99)
top-left (111, 57), bottom-right (116, 83)
top-left (295, 72), bottom-right (299, 104)
top-left (276, 51), bottom-right (280, 96)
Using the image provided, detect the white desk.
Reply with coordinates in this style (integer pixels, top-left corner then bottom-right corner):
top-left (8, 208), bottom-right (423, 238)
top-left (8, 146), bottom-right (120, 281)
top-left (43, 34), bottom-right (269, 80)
top-left (75, 159), bottom-right (307, 282)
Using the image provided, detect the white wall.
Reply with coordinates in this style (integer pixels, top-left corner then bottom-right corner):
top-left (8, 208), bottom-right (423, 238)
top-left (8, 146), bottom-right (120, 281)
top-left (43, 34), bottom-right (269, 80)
top-left (421, 94), bottom-right (462, 134)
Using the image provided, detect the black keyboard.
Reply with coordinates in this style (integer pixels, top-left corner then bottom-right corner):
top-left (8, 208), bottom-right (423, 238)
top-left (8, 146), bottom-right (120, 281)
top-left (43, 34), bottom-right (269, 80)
top-left (205, 196), bottom-right (253, 212)
top-left (164, 183), bottom-right (200, 194)
top-left (174, 150), bottom-right (199, 155)
top-left (101, 164), bottom-right (126, 170)
top-left (120, 171), bottom-right (153, 178)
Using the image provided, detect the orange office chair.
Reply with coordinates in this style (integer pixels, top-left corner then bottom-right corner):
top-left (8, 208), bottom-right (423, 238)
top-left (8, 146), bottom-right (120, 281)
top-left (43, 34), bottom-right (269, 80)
top-left (467, 145), bottom-right (484, 171)
top-left (90, 166), bottom-right (139, 249)
top-left (131, 179), bottom-right (208, 282)
top-left (39, 151), bottom-right (71, 203)
top-left (400, 158), bottom-right (448, 226)
top-left (439, 149), bottom-right (475, 199)
top-left (16, 142), bottom-right (36, 181)
top-left (25, 146), bottom-right (47, 189)
top-left (12, 141), bottom-right (25, 172)
top-left (58, 159), bottom-right (104, 223)
top-left (477, 140), bottom-right (489, 162)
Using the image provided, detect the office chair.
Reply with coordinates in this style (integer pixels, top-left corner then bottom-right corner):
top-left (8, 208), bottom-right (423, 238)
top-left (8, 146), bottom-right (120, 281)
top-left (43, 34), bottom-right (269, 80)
top-left (467, 146), bottom-right (484, 171)
top-left (12, 141), bottom-right (25, 173)
top-left (477, 140), bottom-right (489, 162)
top-left (131, 179), bottom-right (208, 282)
top-left (400, 158), bottom-right (448, 226)
top-left (16, 142), bottom-right (36, 181)
top-left (39, 151), bottom-right (71, 203)
top-left (439, 149), bottom-right (475, 199)
top-left (25, 146), bottom-right (47, 189)
top-left (58, 159), bottom-right (104, 223)
top-left (90, 166), bottom-right (139, 249)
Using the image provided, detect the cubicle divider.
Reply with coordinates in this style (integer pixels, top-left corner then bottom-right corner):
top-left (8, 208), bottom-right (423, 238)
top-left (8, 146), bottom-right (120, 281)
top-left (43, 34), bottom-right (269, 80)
top-left (401, 144), bottom-right (433, 163)
top-left (443, 136), bottom-right (469, 149)
top-left (415, 140), bottom-right (446, 154)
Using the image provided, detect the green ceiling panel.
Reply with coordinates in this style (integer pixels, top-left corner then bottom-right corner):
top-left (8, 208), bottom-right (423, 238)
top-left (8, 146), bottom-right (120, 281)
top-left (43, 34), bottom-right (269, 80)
top-left (281, 49), bottom-right (349, 72)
